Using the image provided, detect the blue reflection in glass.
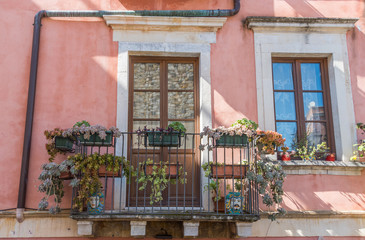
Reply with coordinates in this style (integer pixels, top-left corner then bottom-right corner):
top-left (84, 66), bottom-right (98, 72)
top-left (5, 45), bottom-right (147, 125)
top-left (275, 92), bottom-right (296, 120)
top-left (303, 92), bottom-right (325, 120)
top-left (273, 63), bottom-right (294, 90)
top-left (301, 63), bottom-right (322, 90)
top-left (277, 122), bottom-right (297, 150)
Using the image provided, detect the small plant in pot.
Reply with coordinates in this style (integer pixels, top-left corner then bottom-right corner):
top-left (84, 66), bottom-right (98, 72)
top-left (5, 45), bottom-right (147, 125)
top-left (63, 121), bottom-right (122, 146)
top-left (44, 128), bottom-right (75, 162)
top-left (199, 118), bottom-right (258, 149)
top-left (295, 141), bottom-right (328, 161)
top-left (350, 123), bottom-right (365, 162)
top-left (280, 147), bottom-right (295, 161)
top-left (256, 130), bottom-right (285, 155)
top-left (138, 122), bottom-right (186, 147)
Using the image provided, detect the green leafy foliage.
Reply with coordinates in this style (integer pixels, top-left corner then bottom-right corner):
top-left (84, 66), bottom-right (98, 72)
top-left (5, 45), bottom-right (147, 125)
top-left (168, 121), bottom-right (186, 133)
top-left (232, 118), bottom-right (258, 131)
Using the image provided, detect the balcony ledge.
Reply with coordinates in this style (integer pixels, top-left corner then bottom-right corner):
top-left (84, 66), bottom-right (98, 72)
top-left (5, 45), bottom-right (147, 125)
top-left (70, 212), bottom-right (260, 222)
top-left (279, 160), bottom-right (365, 175)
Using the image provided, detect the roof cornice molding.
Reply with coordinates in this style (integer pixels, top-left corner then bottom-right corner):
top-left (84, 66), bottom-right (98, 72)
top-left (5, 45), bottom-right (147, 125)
top-left (103, 15), bottom-right (227, 32)
top-left (245, 16), bottom-right (358, 33)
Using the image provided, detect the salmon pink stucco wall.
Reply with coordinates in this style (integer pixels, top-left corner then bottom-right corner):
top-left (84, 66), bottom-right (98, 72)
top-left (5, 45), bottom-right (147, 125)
top-left (0, 0), bottom-right (365, 212)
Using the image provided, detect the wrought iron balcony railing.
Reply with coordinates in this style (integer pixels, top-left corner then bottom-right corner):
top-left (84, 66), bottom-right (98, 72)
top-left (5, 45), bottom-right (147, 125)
top-left (70, 132), bottom-right (260, 221)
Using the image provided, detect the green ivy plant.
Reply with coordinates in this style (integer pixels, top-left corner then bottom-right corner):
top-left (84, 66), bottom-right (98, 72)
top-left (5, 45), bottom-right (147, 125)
top-left (168, 121), bottom-right (186, 134)
top-left (246, 160), bottom-right (286, 221)
top-left (138, 159), bottom-right (187, 205)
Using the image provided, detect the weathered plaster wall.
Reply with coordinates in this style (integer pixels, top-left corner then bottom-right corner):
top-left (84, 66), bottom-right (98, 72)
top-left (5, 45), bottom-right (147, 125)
top-left (0, 0), bottom-right (364, 216)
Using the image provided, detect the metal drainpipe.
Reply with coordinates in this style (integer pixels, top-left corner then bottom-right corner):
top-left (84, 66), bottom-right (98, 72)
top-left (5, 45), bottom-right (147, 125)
top-left (16, 1), bottom-right (240, 222)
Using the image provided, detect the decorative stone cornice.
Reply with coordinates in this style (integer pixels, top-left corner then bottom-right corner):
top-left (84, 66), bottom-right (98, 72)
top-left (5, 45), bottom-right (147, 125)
top-left (245, 16), bottom-right (358, 33)
top-left (103, 15), bottom-right (227, 32)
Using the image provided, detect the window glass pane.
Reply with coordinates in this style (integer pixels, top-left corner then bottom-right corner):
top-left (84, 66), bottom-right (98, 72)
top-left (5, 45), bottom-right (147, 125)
top-left (306, 122), bottom-right (327, 146)
top-left (276, 122), bottom-right (297, 150)
top-left (133, 92), bottom-right (160, 119)
top-left (168, 121), bottom-right (195, 149)
top-left (273, 63), bottom-right (294, 90)
top-left (134, 63), bottom-right (160, 90)
top-left (168, 63), bottom-right (194, 90)
top-left (301, 63), bottom-right (322, 90)
top-left (303, 92), bottom-right (325, 120)
top-left (168, 92), bottom-right (194, 119)
top-left (274, 92), bottom-right (296, 120)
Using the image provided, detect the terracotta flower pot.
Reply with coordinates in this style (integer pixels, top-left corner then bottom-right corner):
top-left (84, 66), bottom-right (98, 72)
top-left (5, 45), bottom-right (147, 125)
top-left (211, 165), bottom-right (247, 179)
top-left (98, 165), bottom-right (121, 177)
top-left (145, 163), bottom-right (178, 177)
top-left (59, 171), bottom-right (73, 180)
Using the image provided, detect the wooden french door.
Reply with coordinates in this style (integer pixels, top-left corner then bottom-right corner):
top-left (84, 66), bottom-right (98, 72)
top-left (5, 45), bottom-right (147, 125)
top-left (128, 56), bottom-right (200, 207)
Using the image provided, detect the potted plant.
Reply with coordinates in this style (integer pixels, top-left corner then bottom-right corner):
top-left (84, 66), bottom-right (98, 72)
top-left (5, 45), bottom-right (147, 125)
top-left (70, 152), bottom-right (129, 212)
top-left (280, 147), bottom-right (295, 161)
top-left (137, 159), bottom-right (187, 205)
top-left (325, 153), bottom-right (336, 161)
top-left (256, 130), bottom-right (286, 155)
top-left (139, 122), bottom-right (186, 147)
top-left (204, 179), bottom-right (225, 212)
top-left (202, 161), bottom-right (248, 179)
top-left (44, 128), bottom-right (75, 162)
top-left (246, 160), bottom-right (286, 221)
top-left (63, 121), bottom-right (122, 146)
top-left (294, 141), bottom-right (328, 161)
top-left (350, 123), bottom-right (365, 162)
top-left (199, 118), bottom-right (258, 149)
top-left (38, 159), bottom-right (78, 213)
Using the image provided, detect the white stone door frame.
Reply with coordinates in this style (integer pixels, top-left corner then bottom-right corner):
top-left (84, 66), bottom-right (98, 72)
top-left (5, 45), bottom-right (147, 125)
top-left (103, 15), bottom-right (227, 210)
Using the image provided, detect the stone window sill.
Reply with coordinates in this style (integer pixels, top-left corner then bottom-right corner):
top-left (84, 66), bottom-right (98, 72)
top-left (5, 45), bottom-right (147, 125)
top-left (279, 160), bottom-right (365, 175)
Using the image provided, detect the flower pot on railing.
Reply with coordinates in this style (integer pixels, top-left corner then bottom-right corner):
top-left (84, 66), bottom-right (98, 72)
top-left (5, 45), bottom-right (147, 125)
top-left (211, 165), bottom-right (248, 179)
top-left (215, 134), bottom-right (248, 147)
top-left (325, 155), bottom-right (336, 161)
top-left (145, 163), bottom-right (178, 177)
top-left (55, 136), bottom-right (74, 151)
top-left (79, 131), bottom-right (113, 146)
top-left (59, 171), bottom-right (73, 180)
top-left (146, 131), bottom-right (181, 147)
top-left (98, 165), bottom-right (121, 177)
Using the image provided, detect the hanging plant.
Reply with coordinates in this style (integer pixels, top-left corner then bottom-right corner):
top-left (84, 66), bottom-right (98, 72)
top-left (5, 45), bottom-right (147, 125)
top-left (246, 160), bottom-right (286, 221)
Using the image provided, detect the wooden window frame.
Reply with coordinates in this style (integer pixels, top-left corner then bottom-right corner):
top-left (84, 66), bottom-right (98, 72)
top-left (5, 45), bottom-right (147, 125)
top-left (272, 57), bottom-right (335, 154)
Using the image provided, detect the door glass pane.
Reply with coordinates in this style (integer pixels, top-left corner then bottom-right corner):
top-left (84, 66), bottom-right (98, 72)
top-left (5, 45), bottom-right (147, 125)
top-left (306, 122), bottom-right (327, 146)
top-left (301, 63), bottom-right (322, 90)
top-left (134, 63), bottom-right (160, 90)
top-left (274, 92), bottom-right (296, 120)
top-left (303, 92), bottom-right (325, 120)
top-left (168, 63), bottom-right (194, 90)
top-left (273, 63), bottom-right (294, 90)
top-left (276, 122), bottom-right (297, 150)
top-left (133, 92), bottom-right (160, 119)
top-left (168, 92), bottom-right (194, 119)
